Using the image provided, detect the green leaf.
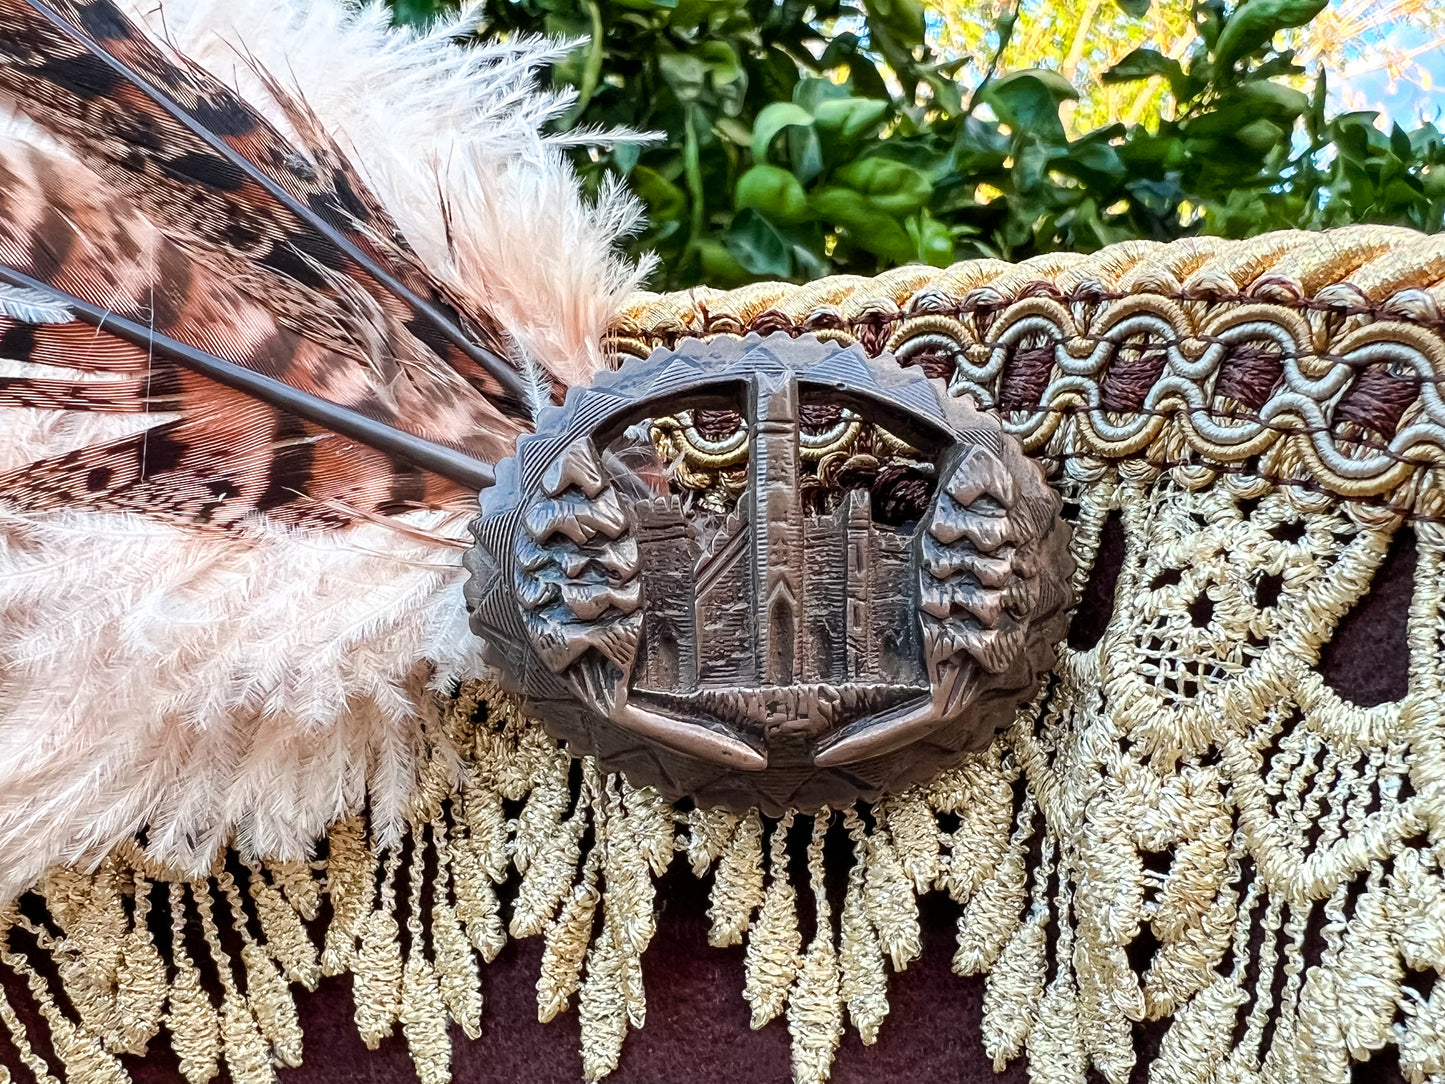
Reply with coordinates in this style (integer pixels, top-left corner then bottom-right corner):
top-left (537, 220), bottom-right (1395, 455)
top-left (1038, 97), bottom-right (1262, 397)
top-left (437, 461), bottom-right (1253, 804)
top-left (1101, 48), bottom-right (1187, 99)
top-left (629, 165), bottom-right (687, 221)
top-left (1237, 80), bottom-right (1310, 120)
top-left (692, 239), bottom-right (752, 286)
top-left (659, 41), bottom-right (747, 109)
top-left (1307, 72), bottom-right (1329, 138)
top-left (698, 39), bottom-right (742, 79)
top-left (793, 78), bottom-right (852, 114)
top-left (751, 102), bottom-right (814, 163)
top-left (1183, 101), bottom-right (1254, 139)
top-left (1013, 142), bottom-right (1049, 192)
top-left (817, 33), bottom-right (865, 70)
top-left (1214, 0), bottom-right (1329, 72)
top-left (699, 40), bottom-right (747, 113)
top-left (994, 6), bottom-right (1019, 55)
top-left (809, 187), bottom-right (914, 262)
top-left (388, 0), bottom-right (451, 28)
top-left (981, 69), bottom-right (1079, 143)
top-left (1235, 118), bottom-right (1285, 153)
top-left (789, 127), bottom-right (825, 185)
top-left (863, 0), bottom-right (926, 48)
top-left (1391, 124), bottom-right (1414, 163)
top-left (682, 105), bottom-right (706, 241)
top-left (1194, 0), bottom-right (1228, 50)
top-left (735, 165), bottom-right (814, 224)
top-left (813, 98), bottom-right (890, 142)
top-left (1327, 111), bottom-right (1385, 161)
top-left (1114, 0), bottom-right (1151, 16)
top-left (714, 115), bottom-right (752, 147)
top-left (834, 158), bottom-right (934, 216)
top-left (658, 49), bottom-right (710, 101)
top-left (725, 209), bottom-right (793, 277)
top-left (1249, 52), bottom-right (1307, 81)
top-left (1058, 134), bottom-right (1127, 182)
top-left (920, 66), bottom-right (966, 115)
top-left (610, 142), bottom-right (641, 176)
top-left (905, 209), bottom-right (954, 266)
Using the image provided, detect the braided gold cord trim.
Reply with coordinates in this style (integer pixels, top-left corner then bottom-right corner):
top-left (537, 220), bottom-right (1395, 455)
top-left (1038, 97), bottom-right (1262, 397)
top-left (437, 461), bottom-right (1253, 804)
top-left (613, 228), bottom-right (1445, 519)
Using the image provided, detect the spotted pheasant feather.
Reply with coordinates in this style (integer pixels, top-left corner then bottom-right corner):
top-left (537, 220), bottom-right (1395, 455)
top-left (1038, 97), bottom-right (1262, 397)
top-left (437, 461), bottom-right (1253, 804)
top-left (0, 0), bottom-right (551, 530)
top-left (0, 0), bottom-right (650, 891)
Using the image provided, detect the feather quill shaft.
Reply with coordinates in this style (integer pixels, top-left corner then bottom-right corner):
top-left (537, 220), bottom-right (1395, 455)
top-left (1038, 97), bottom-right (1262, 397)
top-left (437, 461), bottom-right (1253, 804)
top-left (0, 263), bottom-right (497, 491)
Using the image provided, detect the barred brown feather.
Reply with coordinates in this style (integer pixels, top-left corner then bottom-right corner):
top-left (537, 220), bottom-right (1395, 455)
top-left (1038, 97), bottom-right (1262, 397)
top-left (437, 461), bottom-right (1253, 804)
top-left (0, 386), bottom-right (472, 528)
top-left (0, 316), bottom-right (155, 372)
top-left (0, 0), bottom-right (536, 413)
top-left (0, 0), bottom-right (541, 529)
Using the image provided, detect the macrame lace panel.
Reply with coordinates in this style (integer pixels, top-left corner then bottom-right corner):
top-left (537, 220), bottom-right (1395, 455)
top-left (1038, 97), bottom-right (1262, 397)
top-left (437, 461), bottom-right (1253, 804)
top-left (2, 231), bottom-right (1444, 1084)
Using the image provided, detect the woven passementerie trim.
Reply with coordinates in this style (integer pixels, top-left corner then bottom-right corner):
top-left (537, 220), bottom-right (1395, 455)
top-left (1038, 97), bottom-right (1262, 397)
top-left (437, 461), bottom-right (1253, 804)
top-left (611, 228), bottom-right (1445, 515)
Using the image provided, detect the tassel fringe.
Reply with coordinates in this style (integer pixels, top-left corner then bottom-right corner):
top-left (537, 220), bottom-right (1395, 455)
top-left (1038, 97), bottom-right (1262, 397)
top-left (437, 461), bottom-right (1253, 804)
top-left (0, 682), bottom-right (1031, 1084)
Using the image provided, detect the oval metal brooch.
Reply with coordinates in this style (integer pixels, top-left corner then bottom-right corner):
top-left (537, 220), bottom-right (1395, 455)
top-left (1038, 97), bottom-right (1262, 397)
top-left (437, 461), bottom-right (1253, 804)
top-left (466, 333), bottom-right (1073, 812)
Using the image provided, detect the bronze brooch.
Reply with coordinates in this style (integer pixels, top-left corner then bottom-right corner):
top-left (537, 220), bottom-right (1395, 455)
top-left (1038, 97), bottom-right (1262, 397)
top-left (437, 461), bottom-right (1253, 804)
top-left (466, 333), bottom-right (1073, 811)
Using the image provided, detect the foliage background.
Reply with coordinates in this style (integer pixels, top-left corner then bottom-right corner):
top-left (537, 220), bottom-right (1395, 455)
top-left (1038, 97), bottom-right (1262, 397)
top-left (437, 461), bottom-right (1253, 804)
top-left (388, 0), bottom-right (1445, 292)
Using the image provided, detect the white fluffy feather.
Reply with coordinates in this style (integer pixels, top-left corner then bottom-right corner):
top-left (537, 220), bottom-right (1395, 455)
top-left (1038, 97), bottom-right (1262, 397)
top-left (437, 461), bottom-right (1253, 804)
top-left (0, 0), bottom-right (653, 896)
top-left (0, 507), bottom-right (477, 898)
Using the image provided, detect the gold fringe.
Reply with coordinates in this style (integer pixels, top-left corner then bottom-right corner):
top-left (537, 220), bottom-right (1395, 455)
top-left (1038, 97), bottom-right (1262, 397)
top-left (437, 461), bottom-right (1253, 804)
top-left (743, 814), bottom-right (801, 1029)
top-left (838, 811), bottom-right (888, 1044)
top-left (788, 815), bottom-right (843, 1084)
top-left (166, 884), bottom-right (221, 1084)
top-left (352, 849), bottom-right (403, 1049)
top-left (2, 620), bottom-right (1440, 1084)
top-left (707, 811), bottom-right (764, 948)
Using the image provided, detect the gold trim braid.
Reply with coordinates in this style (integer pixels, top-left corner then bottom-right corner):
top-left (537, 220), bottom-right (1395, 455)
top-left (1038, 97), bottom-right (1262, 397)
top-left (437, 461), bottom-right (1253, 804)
top-left (4, 229), bottom-right (1445, 1084)
top-left (613, 226), bottom-right (1445, 518)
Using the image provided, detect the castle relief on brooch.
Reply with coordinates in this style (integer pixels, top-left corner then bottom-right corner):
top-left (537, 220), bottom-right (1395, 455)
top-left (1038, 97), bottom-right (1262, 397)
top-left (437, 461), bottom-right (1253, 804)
top-left (466, 333), bottom-right (1074, 812)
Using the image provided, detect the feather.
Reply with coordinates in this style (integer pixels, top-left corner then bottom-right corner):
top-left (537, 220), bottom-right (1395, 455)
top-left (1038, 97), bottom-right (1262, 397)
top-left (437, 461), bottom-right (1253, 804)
top-left (0, 0), bottom-right (532, 411)
top-left (120, 0), bottom-right (655, 396)
top-left (0, 282), bottom-right (71, 322)
top-left (0, 505), bottom-right (478, 897)
top-left (0, 0), bottom-right (651, 892)
top-left (0, 102), bottom-right (519, 514)
top-left (0, 47), bottom-right (528, 467)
